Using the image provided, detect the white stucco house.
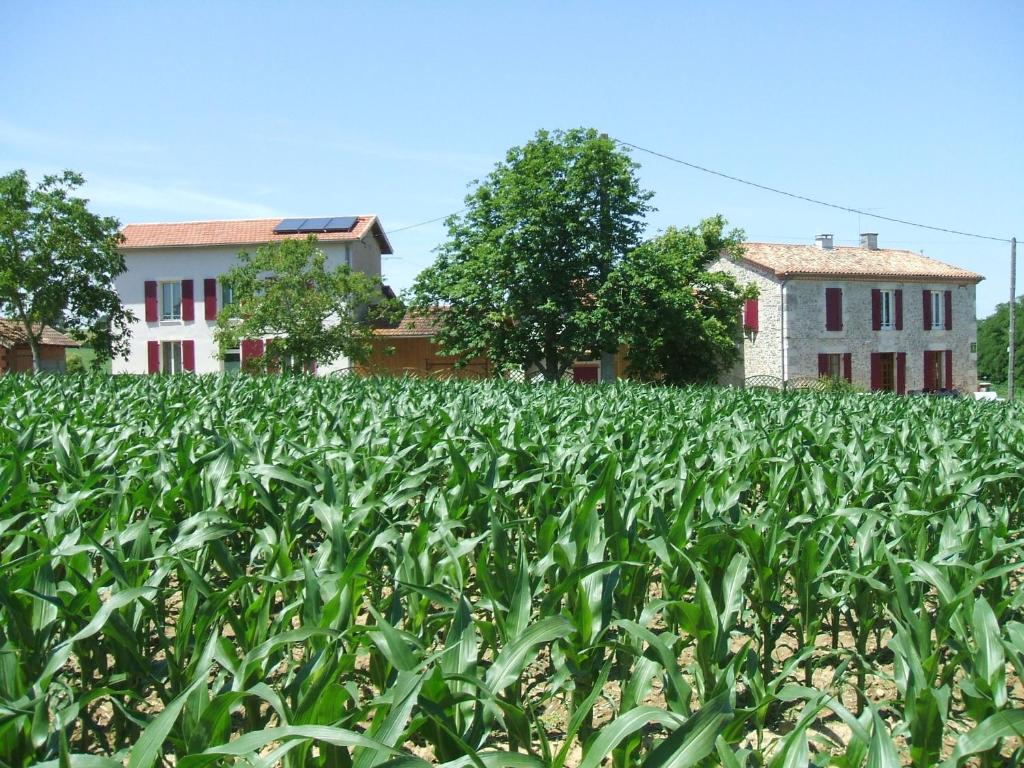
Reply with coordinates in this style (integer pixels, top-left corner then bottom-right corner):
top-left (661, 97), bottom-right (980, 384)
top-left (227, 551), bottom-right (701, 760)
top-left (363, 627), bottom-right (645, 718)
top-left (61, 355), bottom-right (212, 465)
top-left (713, 233), bottom-right (984, 394)
top-left (113, 216), bottom-right (392, 375)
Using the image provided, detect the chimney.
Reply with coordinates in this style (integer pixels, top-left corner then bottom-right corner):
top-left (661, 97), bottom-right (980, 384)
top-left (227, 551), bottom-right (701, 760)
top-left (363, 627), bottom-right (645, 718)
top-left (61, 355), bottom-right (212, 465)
top-left (815, 234), bottom-right (833, 250)
top-left (860, 233), bottom-right (878, 250)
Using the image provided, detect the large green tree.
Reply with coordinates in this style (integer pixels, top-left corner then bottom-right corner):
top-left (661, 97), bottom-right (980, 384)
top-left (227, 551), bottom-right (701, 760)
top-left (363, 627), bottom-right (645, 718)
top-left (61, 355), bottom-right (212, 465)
top-left (0, 169), bottom-right (133, 371)
top-left (976, 295), bottom-right (1024, 385)
top-left (214, 236), bottom-right (397, 372)
top-left (602, 216), bottom-right (754, 384)
top-left (412, 128), bottom-right (653, 380)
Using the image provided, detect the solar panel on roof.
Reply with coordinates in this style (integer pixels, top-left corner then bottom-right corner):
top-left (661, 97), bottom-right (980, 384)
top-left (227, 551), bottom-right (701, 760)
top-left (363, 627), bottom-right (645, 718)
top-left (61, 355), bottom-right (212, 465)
top-left (325, 216), bottom-right (358, 232)
top-left (299, 217), bottom-right (332, 232)
top-left (274, 218), bottom-right (306, 234)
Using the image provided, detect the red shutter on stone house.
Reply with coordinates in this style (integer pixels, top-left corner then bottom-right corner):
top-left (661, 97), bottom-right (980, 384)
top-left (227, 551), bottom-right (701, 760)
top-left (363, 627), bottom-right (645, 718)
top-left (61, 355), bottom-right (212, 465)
top-left (743, 298), bottom-right (759, 331)
top-left (843, 353), bottom-right (852, 383)
top-left (825, 288), bottom-right (843, 331)
top-left (923, 351), bottom-right (934, 390)
top-left (182, 340), bottom-right (195, 372)
top-left (204, 279), bottom-right (217, 320)
top-left (145, 281), bottom-right (158, 322)
top-left (181, 280), bottom-right (194, 321)
top-left (944, 290), bottom-right (953, 331)
top-left (945, 349), bottom-right (953, 389)
top-left (147, 340), bottom-right (160, 374)
top-left (818, 353), bottom-right (829, 378)
top-left (896, 352), bottom-right (906, 395)
top-left (922, 290), bottom-right (932, 330)
top-left (894, 289), bottom-right (903, 330)
top-left (870, 352), bottom-right (882, 391)
top-left (871, 289), bottom-right (882, 331)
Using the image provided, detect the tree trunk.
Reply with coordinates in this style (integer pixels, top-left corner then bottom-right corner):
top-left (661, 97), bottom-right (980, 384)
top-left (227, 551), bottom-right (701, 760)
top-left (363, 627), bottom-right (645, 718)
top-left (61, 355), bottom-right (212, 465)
top-left (26, 332), bottom-right (42, 374)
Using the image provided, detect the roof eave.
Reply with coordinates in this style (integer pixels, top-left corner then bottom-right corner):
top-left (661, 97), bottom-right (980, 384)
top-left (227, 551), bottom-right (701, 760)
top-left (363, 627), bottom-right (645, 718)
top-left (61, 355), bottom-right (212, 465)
top-left (775, 270), bottom-right (984, 284)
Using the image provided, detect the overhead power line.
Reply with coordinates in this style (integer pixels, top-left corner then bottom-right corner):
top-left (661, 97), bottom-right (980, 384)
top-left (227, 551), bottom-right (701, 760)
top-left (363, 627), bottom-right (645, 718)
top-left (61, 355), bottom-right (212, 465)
top-left (388, 209), bottom-right (467, 234)
top-left (611, 138), bottom-right (1012, 243)
top-left (385, 137), bottom-right (1012, 244)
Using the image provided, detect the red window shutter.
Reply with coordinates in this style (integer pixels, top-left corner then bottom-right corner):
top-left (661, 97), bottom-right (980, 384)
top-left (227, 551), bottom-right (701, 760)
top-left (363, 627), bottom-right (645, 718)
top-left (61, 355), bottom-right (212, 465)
top-left (182, 339), bottom-right (195, 372)
top-left (944, 349), bottom-right (953, 389)
top-left (896, 352), bottom-right (906, 395)
top-left (181, 280), bottom-right (194, 321)
top-left (147, 340), bottom-right (160, 374)
top-left (241, 339), bottom-right (265, 366)
top-left (923, 351), bottom-right (934, 390)
top-left (871, 289), bottom-right (881, 331)
top-left (843, 352), bottom-right (852, 383)
top-left (144, 281), bottom-right (158, 322)
top-left (817, 353), bottom-right (829, 378)
top-left (869, 353), bottom-right (881, 391)
top-left (825, 288), bottom-right (843, 331)
top-left (204, 279), bottom-right (217, 321)
top-left (922, 290), bottom-right (932, 330)
top-left (743, 298), bottom-right (759, 331)
top-left (944, 290), bottom-right (953, 330)
top-left (894, 289), bottom-right (903, 330)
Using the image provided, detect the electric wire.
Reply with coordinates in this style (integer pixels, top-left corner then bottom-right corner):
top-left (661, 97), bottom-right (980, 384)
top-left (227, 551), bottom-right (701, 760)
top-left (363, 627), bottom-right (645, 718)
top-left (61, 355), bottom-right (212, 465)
top-left (611, 138), bottom-right (1013, 243)
top-left (382, 137), bottom-right (1013, 245)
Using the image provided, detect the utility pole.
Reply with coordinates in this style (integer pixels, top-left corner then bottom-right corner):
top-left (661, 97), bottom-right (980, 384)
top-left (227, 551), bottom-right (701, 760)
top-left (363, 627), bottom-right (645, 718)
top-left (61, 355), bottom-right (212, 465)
top-left (1010, 236), bottom-right (1017, 402)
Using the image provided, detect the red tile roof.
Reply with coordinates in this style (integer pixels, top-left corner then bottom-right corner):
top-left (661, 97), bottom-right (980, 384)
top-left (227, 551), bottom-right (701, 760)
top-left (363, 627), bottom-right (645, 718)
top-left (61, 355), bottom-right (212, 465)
top-left (0, 320), bottom-right (80, 348)
top-left (120, 216), bottom-right (393, 254)
top-left (739, 242), bottom-right (984, 282)
top-left (374, 310), bottom-right (445, 337)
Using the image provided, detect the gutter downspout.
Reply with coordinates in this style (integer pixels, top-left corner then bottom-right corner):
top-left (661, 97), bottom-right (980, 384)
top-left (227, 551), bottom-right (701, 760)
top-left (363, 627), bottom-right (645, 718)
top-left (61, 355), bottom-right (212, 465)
top-left (780, 278), bottom-right (789, 386)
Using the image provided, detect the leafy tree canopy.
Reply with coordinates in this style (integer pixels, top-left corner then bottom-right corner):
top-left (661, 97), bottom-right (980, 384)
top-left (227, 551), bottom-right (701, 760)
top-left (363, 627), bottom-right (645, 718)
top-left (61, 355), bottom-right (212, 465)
top-left (977, 295), bottom-right (1024, 385)
top-left (602, 216), bottom-right (755, 384)
top-left (0, 169), bottom-right (133, 370)
top-left (214, 236), bottom-right (397, 372)
top-left (412, 127), bottom-right (653, 380)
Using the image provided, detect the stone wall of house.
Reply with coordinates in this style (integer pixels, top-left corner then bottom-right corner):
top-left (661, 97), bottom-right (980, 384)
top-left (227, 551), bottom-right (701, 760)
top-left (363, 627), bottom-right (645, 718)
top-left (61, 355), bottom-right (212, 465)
top-left (712, 256), bottom-right (980, 393)
top-left (785, 278), bottom-right (978, 392)
top-left (711, 256), bottom-right (784, 384)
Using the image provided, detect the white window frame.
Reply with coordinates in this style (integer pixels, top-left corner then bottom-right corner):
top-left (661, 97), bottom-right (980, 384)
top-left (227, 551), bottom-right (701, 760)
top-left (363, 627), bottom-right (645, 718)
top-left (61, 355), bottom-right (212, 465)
top-left (161, 340), bottom-right (183, 374)
top-left (223, 347), bottom-right (241, 374)
top-left (160, 280), bottom-right (183, 322)
top-left (221, 281), bottom-right (234, 308)
top-left (879, 289), bottom-right (895, 330)
top-left (930, 291), bottom-right (944, 330)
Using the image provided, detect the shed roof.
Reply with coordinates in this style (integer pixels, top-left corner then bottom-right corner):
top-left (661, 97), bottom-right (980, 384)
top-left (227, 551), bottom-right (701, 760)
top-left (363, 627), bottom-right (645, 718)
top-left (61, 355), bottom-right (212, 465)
top-left (374, 310), bottom-right (445, 337)
top-left (0, 320), bottom-right (80, 348)
top-left (120, 216), bottom-right (393, 254)
top-left (739, 242), bottom-right (984, 282)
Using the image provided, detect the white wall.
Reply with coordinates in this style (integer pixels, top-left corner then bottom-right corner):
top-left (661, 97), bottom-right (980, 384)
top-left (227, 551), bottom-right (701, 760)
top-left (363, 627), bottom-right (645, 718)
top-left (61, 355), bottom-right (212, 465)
top-left (113, 239), bottom-right (379, 375)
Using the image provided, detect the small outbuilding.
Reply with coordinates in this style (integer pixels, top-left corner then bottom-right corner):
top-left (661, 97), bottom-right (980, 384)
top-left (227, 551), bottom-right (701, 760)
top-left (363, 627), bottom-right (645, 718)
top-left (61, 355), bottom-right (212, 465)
top-left (0, 320), bottom-right (80, 373)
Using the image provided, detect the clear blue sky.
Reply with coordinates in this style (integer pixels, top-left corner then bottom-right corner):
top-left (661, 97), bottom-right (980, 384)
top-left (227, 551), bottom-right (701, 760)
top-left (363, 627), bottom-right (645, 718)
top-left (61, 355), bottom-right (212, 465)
top-left (2, 1), bottom-right (1021, 316)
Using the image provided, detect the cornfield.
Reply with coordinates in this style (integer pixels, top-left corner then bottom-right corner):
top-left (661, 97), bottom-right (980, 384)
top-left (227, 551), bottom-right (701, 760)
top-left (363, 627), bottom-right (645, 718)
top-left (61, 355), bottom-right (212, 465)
top-left (1, 374), bottom-right (1022, 767)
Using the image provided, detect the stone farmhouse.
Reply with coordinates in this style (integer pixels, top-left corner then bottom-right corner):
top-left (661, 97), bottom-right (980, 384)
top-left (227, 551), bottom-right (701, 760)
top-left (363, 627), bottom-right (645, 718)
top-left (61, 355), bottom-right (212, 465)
top-left (113, 217), bottom-right (392, 375)
top-left (712, 234), bottom-right (984, 393)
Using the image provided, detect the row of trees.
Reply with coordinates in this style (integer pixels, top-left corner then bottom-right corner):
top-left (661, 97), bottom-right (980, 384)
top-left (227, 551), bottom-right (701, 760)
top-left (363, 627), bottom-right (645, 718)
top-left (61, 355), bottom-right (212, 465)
top-left (977, 296), bottom-right (1024, 386)
top-left (1, 129), bottom-right (754, 381)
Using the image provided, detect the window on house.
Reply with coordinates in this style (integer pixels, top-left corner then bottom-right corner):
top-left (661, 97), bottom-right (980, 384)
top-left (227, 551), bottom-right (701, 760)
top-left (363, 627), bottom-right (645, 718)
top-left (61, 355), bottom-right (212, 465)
top-left (161, 341), bottom-right (183, 374)
top-left (930, 291), bottom-right (944, 329)
top-left (222, 282), bottom-right (234, 307)
top-left (931, 352), bottom-right (945, 389)
top-left (161, 281), bottom-right (182, 321)
top-left (879, 290), bottom-right (895, 329)
top-left (223, 348), bottom-right (241, 374)
top-left (823, 354), bottom-right (842, 379)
